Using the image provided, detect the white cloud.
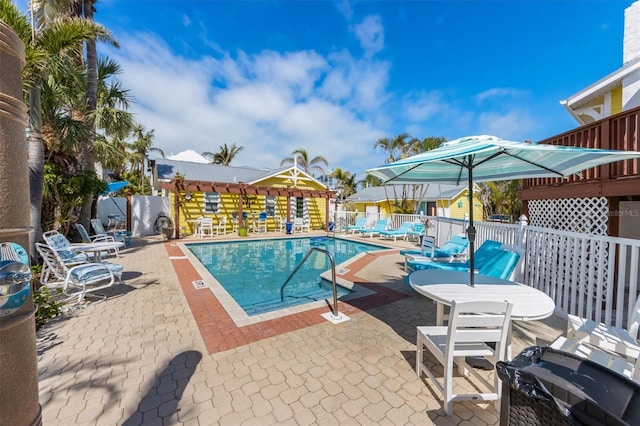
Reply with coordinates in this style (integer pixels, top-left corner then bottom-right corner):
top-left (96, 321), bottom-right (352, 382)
top-left (351, 15), bottom-right (384, 57)
top-left (476, 88), bottom-right (528, 103)
top-left (107, 32), bottom-right (388, 175)
top-left (477, 110), bottom-right (536, 141)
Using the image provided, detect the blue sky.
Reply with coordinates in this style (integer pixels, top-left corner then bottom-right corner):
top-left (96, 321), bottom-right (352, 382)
top-left (15, 0), bottom-right (633, 178)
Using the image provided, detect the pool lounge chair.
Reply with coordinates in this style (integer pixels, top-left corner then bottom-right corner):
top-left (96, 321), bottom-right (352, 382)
top-left (346, 217), bottom-right (367, 234)
top-left (91, 218), bottom-right (131, 246)
top-left (75, 224), bottom-right (120, 258)
top-left (356, 219), bottom-right (389, 238)
top-left (400, 234), bottom-right (469, 263)
top-left (405, 223), bottom-right (426, 241)
top-left (36, 242), bottom-right (123, 305)
top-left (379, 222), bottom-right (415, 241)
top-left (406, 240), bottom-right (523, 281)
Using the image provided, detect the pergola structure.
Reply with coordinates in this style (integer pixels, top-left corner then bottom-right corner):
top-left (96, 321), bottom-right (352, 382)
top-left (159, 178), bottom-right (337, 237)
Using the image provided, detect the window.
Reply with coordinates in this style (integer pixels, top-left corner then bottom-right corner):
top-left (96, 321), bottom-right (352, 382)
top-left (296, 197), bottom-right (304, 218)
top-left (204, 192), bottom-right (220, 214)
top-left (265, 195), bottom-right (276, 216)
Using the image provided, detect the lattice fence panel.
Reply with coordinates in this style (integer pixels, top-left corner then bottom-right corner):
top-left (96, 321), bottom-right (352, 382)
top-left (527, 197), bottom-right (611, 318)
top-left (528, 197), bottom-right (609, 235)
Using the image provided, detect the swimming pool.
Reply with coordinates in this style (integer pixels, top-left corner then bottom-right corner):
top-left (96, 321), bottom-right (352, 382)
top-left (186, 237), bottom-right (386, 316)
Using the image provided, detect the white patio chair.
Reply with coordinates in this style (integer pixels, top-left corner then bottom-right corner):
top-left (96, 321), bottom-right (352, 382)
top-left (293, 217), bottom-right (310, 233)
top-left (199, 217), bottom-right (214, 238)
top-left (416, 299), bottom-right (513, 415)
top-left (550, 336), bottom-right (640, 383)
top-left (215, 216), bottom-right (228, 235)
top-left (75, 223), bottom-right (119, 258)
top-left (36, 242), bottom-right (123, 305)
top-left (91, 218), bottom-right (130, 246)
top-left (566, 295), bottom-right (640, 362)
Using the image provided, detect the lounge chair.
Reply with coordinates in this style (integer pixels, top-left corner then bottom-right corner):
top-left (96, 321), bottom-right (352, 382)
top-left (378, 221), bottom-right (415, 241)
top-left (346, 217), bottom-right (367, 234)
top-left (405, 223), bottom-right (426, 241)
top-left (406, 240), bottom-right (523, 281)
top-left (75, 223), bottom-right (120, 258)
top-left (566, 295), bottom-right (640, 362)
top-left (91, 218), bottom-right (131, 246)
top-left (36, 242), bottom-right (123, 305)
top-left (42, 230), bottom-right (90, 265)
top-left (400, 234), bottom-right (469, 266)
top-left (356, 219), bottom-right (389, 238)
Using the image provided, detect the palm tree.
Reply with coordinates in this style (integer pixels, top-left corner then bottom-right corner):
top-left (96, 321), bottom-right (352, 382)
top-left (0, 0), bottom-right (113, 256)
top-left (280, 148), bottom-right (329, 177)
top-left (128, 125), bottom-right (164, 193)
top-left (202, 143), bottom-right (244, 165)
top-left (361, 174), bottom-right (382, 188)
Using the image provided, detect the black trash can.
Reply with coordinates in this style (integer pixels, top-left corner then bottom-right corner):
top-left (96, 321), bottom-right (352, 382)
top-left (497, 346), bottom-right (640, 426)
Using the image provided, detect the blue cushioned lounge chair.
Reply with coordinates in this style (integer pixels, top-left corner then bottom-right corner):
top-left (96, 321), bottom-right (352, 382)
top-left (406, 240), bottom-right (523, 281)
top-left (379, 222), bottom-right (415, 241)
top-left (400, 234), bottom-right (469, 259)
top-left (346, 217), bottom-right (367, 234)
top-left (356, 219), bottom-right (389, 238)
top-left (36, 242), bottom-right (123, 305)
top-left (405, 223), bottom-right (426, 241)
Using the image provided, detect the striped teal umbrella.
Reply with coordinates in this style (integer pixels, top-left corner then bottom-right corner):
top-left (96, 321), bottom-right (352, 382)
top-left (367, 135), bottom-right (640, 286)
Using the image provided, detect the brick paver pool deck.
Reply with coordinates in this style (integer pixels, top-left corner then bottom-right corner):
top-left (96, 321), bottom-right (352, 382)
top-left (36, 233), bottom-right (566, 425)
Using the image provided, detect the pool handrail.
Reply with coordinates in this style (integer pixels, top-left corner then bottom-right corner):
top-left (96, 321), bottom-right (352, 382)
top-left (280, 247), bottom-right (339, 319)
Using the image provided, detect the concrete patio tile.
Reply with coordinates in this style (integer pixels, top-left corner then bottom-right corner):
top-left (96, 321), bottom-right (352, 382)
top-left (34, 235), bottom-right (567, 425)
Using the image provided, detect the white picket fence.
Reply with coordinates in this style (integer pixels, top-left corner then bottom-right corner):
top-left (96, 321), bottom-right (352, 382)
top-left (332, 211), bottom-right (640, 329)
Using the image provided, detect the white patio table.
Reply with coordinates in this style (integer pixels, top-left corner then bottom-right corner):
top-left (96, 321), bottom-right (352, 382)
top-left (70, 241), bottom-right (124, 262)
top-left (409, 269), bottom-right (555, 358)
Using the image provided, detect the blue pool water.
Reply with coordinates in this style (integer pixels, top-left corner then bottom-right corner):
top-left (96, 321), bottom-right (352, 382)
top-left (187, 237), bottom-right (386, 316)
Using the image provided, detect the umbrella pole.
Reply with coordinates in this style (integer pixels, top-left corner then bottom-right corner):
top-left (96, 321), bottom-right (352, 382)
top-left (467, 160), bottom-right (475, 287)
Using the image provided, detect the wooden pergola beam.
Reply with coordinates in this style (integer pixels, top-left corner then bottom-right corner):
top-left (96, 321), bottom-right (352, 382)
top-left (159, 179), bottom-right (337, 199)
top-left (158, 178), bottom-right (336, 237)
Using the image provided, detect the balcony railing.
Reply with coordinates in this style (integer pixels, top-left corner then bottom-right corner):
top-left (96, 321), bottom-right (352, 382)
top-left (523, 106), bottom-right (640, 190)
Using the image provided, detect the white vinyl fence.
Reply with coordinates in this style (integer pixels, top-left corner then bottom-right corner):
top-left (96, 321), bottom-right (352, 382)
top-left (332, 212), bottom-right (640, 329)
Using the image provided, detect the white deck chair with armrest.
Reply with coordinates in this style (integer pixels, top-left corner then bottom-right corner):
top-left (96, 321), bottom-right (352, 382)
top-left (566, 294), bottom-right (640, 362)
top-left (91, 218), bottom-right (130, 246)
top-left (36, 242), bottom-right (123, 305)
top-left (416, 299), bottom-right (513, 416)
top-left (75, 223), bottom-right (119, 258)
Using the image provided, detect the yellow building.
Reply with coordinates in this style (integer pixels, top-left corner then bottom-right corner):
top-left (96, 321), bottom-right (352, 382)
top-left (345, 184), bottom-right (483, 221)
top-left (561, 1), bottom-right (640, 124)
top-left (151, 158), bottom-right (334, 236)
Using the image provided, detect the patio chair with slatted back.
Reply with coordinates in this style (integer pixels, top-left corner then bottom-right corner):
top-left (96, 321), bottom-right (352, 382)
top-left (75, 224), bottom-right (119, 258)
top-left (35, 242), bottom-right (123, 305)
top-left (416, 299), bottom-right (514, 415)
top-left (566, 294), bottom-right (640, 362)
top-left (91, 218), bottom-right (130, 246)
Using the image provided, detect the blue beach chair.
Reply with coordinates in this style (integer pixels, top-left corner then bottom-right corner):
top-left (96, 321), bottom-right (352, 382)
top-left (379, 222), bottom-right (415, 241)
top-left (346, 217), bottom-right (367, 234)
top-left (406, 240), bottom-right (523, 281)
top-left (356, 219), bottom-right (389, 238)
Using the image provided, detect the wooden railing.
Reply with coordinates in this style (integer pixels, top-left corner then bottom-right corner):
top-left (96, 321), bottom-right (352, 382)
top-left (523, 106), bottom-right (640, 190)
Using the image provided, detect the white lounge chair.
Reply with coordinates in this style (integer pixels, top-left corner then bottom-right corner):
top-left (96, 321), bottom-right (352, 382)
top-left (416, 299), bottom-right (513, 415)
top-left (36, 242), bottom-right (123, 305)
top-left (566, 295), bottom-right (640, 362)
top-left (75, 224), bottom-right (120, 258)
top-left (550, 336), bottom-right (640, 383)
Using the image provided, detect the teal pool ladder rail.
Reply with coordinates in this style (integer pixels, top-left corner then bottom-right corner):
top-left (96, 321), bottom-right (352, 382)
top-left (280, 247), bottom-right (340, 319)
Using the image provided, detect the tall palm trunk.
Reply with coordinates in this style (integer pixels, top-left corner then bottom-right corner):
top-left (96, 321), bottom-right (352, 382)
top-left (28, 86), bottom-right (44, 260)
top-left (78, 0), bottom-right (98, 227)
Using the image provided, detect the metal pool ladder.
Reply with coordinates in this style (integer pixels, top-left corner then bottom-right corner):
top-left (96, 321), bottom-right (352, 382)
top-left (280, 247), bottom-right (342, 320)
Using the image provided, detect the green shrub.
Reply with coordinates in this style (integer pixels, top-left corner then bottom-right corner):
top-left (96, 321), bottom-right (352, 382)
top-left (31, 265), bottom-right (63, 330)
